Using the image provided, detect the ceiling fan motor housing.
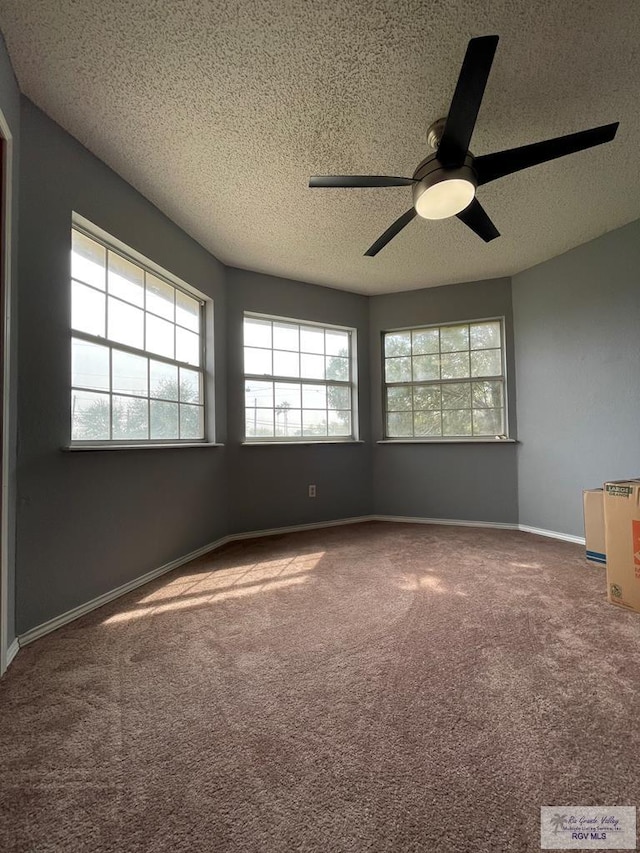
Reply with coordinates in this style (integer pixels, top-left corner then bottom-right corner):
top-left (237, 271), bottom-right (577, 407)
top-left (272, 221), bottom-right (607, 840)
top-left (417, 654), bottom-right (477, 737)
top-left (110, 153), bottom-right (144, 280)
top-left (412, 153), bottom-right (478, 219)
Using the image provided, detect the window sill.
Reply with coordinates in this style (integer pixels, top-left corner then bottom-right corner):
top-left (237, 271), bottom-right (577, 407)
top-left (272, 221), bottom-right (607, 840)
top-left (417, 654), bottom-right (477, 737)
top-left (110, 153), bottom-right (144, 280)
top-left (377, 438), bottom-right (517, 445)
top-left (242, 440), bottom-right (365, 447)
top-left (63, 442), bottom-right (224, 452)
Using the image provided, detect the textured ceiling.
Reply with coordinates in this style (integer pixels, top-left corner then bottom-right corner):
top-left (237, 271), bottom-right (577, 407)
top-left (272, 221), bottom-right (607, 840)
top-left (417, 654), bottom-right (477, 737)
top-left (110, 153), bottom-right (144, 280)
top-left (0, 0), bottom-right (639, 294)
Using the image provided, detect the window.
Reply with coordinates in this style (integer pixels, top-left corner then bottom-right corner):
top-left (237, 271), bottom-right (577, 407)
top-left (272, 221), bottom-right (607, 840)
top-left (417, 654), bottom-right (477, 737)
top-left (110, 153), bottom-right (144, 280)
top-left (383, 319), bottom-right (507, 439)
top-left (243, 314), bottom-right (356, 441)
top-left (70, 223), bottom-right (208, 444)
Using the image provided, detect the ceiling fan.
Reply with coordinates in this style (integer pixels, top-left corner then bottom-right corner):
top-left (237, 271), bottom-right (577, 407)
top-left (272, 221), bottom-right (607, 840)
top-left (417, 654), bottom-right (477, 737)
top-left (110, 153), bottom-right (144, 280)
top-left (309, 35), bottom-right (619, 256)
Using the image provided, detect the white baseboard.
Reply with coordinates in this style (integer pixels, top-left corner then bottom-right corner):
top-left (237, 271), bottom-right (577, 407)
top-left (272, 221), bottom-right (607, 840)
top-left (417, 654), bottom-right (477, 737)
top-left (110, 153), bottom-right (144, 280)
top-left (372, 514), bottom-right (519, 531)
top-left (14, 513), bottom-right (584, 655)
top-left (517, 524), bottom-right (585, 546)
top-left (17, 534), bottom-right (233, 647)
top-left (226, 515), bottom-right (376, 542)
top-left (16, 515), bottom-right (374, 649)
top-left (5, 637), bottom-right (19, 668)
top-left (374, 514), bottom-right (585, 545)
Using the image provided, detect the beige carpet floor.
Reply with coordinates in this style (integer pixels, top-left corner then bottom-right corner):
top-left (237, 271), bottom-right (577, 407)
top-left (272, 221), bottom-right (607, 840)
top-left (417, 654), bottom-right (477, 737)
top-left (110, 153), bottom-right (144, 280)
top-left (1, 521), bottom-right (639, 852)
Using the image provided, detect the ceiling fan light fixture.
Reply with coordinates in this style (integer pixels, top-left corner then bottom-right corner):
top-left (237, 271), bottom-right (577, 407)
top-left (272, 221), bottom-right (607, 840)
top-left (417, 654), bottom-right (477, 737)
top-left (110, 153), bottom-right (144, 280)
top-left (413, 171), bottom-right (477, 220)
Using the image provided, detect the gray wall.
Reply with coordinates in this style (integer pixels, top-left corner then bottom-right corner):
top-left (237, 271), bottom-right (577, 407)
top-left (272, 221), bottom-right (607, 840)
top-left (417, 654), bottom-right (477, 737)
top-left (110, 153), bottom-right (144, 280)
top-left (370, 278), bottom-right (519, 523)
top-left (16, 99), bottom-right (228, 633)
top-left (513, 219), bottom-right (640, 538)
top-left (225, 267), bottom-right (372, 533)
top-left (0, 33), bottom-right (19, 646)
top-left (9, 75), bottom-right (640, 638)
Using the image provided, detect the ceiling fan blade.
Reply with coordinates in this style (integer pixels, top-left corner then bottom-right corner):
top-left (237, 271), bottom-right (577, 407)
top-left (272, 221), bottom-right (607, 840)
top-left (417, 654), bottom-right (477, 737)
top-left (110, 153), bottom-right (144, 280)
top-left (456, 198), bottom-right (500, 242)
top-left (309, 176), bottom-right (415, 188)
top-left (437, 35), bottom-right (499, 168)
top-left (474, 122), bottom-right (619, 185)
top-left (364, 208), bottom-right (417, 256)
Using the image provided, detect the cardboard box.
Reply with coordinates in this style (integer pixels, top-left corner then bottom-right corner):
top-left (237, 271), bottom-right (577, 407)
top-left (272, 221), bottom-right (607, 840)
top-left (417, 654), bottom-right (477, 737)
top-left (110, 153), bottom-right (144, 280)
top-left (603, 480), bottom-right (640, 613)
top-left (583, 489), bottom-right (606, 565)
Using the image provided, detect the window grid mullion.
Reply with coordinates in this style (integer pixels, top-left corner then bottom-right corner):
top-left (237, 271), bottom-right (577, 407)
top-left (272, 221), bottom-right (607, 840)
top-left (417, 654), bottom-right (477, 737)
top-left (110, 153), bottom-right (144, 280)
top-left (147, 359), bottom-right (151, 440)
top-left (383, 323), bottom-right (506, 440)
top-left (72, 226), bottom-right (207, 444)
top-left (71, 330), bottom-right (201, 372)
top-left (73, 225), bottom-right (203, 306)
top-left (108, 347), bottom-right (113, 440)
top-left (244, 373), bottom-right (350, 388)
top-left (244, 316), bottom-right (356, 441)
top-left (385, 375), bottom-right (503, 388)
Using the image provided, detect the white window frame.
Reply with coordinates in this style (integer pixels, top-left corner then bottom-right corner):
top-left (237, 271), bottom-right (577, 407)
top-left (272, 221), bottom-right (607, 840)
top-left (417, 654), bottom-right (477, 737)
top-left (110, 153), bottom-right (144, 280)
top-left (382, 316), bottom-right (509, 442)
top-left (243, 312), bottom-right (358, 443)
top-left (69, 214), bottom-right (214, 448)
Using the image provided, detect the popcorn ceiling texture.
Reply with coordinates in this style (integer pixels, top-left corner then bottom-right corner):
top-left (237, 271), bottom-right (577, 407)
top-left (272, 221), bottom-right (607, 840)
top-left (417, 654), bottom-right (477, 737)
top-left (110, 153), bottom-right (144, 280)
top-left (0, 0), bottom-right (639, 293)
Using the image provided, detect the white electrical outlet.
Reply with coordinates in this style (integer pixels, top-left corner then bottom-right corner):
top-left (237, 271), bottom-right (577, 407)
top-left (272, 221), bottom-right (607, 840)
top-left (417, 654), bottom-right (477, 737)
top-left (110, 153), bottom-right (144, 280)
top-left (308, 484), bottom-right (316, 498)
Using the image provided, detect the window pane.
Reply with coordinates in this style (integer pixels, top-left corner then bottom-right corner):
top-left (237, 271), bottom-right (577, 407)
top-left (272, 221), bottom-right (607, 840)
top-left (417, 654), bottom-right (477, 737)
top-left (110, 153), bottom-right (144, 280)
top-left (413, 386), bottom-right (441, 410)
top-left (326, 356), bottom-right (348, 381)
top-left (242, 315), bottom-right (354, 442)
top-left (385, 357), bottom-right (411, 383)
top-left (327, 385), bottom-right (349, 410)
top-left (150, 361), bottom-right (178, 400)
top-left (247, 407), bottom-right (274, 437)
top-left (300, 353), bottom-right (324, 380)
top-left (414, 411), bottom-right (442, 436)
top-left (300, 326), bottom-right (324, 354)
top-left (440, 351), bottom-right (470, 380)
top-left (72, 338), bottom-right (110, 391)
top-left (71, 390), bottom-right (110, 440)
top-left (273, 322), bottom-right (299, 352)
top-left (385, 332), bottom-right (411, 357)
top-left (179, 367), bottom-right (201, 403)
top-left (302, 410), bottom-right (327, 437)
top-left (146, 274), bottom-right (174, 320)
top-left (325, 330), bottom-right (349, 357)
top-left (470, 321), bottom-right (501, 350)
top-left (71, 227), bottom-right (207, 446)
top-left (328, 410), bottom-right (351, 436)
top-left (244, 318), bottom-right (272, 348)
top-left (273, 350), bottom-right (299, 378)
top-left (275, 382), bottom-right (301, 408)
top-left (150, 400), bottom-right (179, 439)
top-left (108, 253), bottom-right (144, 307)
top-left (441, 382), bottom-right (471, 410)
top-left (112, 350), bottom-right (148, 397)
top-left (145, 314), bottom-right (174, 359)
top-left (382, 320), bottom-right (505, 441)
top-left (440, 324), bottom-right (469, 352)
top-left (72, 232), bottom-right (105, 290)
top-left (302, 384), bottom-right (326, 409)
top-left (245, 347), bottom-right (272, 375)
top-left (387, 385), bottom-right (412, 411)
top-left (108, 297), bottom-right (144, 349)
top-left (442, 410), bottom-right (472, 436)
top-left (387, 411), bottom-right (412, 437)
top-left (412, 354), bottom-right (439, 381)
top-left (176, 327), bottom-right (200, 366)
top-left (180, 404), bottom-right (204, 439)
top-left (276, 407), bottom-right (301, 437)
top-left (72, 281), bottom-right (105, 337)
top-left (472, 381), bottom-right (503, 409)
top-left (112, 395), bottom-right (148, 440)
top-left (412, 329), bottom-right (439, 355)
top-left (245, 380), bottom-right (273, 409)
top-left (176, 291), bottom-right (200, 332)
top-left (470, 349), bottom-right (502, 377)
top-left (473, 408), bottom-right (503, 435)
